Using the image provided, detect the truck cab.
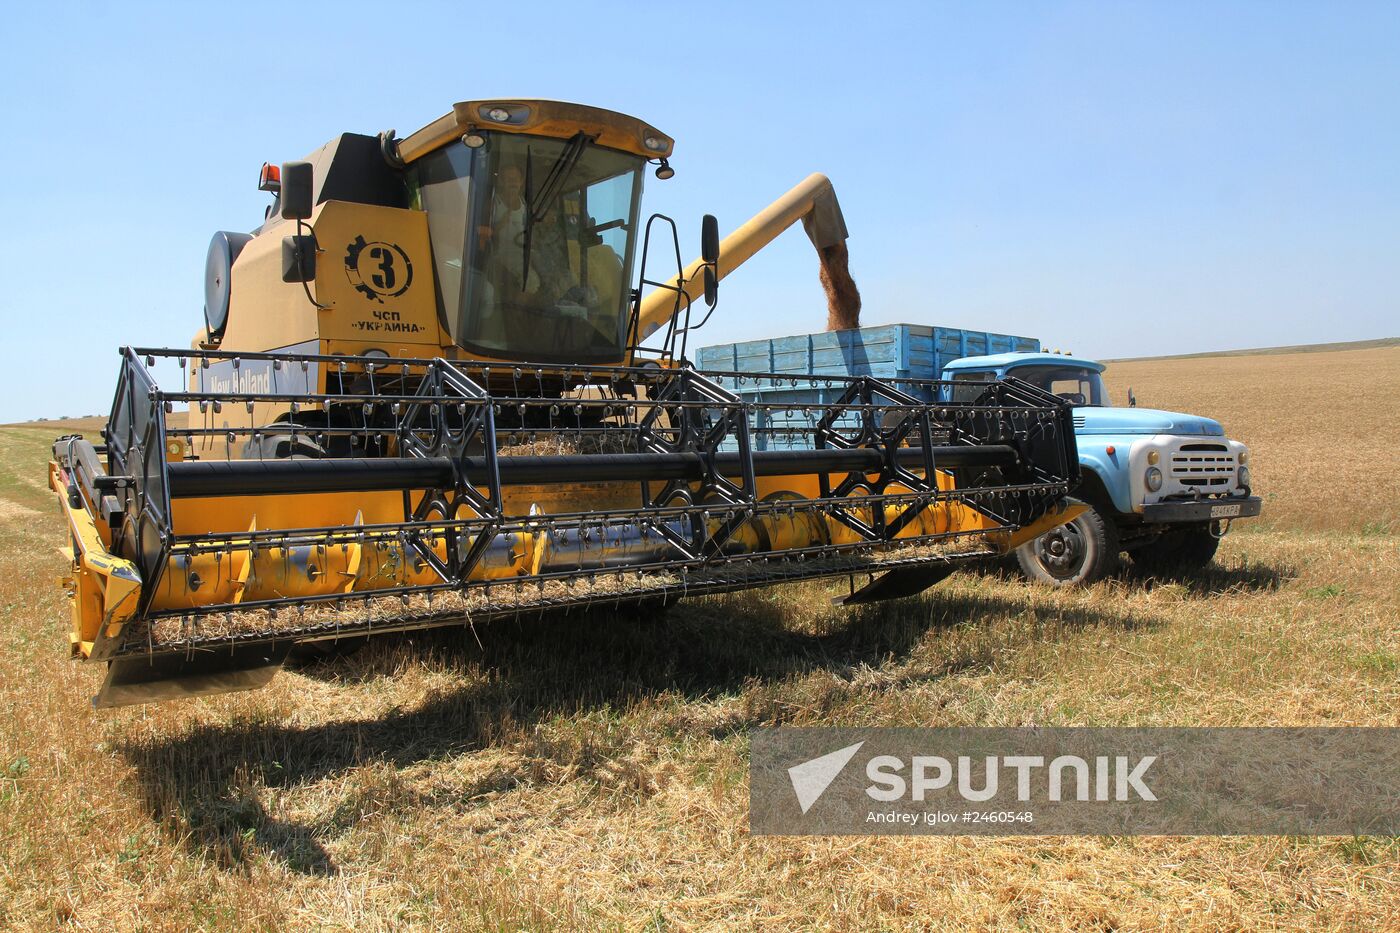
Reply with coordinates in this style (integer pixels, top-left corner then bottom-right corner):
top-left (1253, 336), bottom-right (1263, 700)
top-left (942, 351), bottom-right (1263, 584)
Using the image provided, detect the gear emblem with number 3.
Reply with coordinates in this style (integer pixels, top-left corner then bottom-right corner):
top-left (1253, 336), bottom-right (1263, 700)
top-left (344, 235), bottom-right (413, 302)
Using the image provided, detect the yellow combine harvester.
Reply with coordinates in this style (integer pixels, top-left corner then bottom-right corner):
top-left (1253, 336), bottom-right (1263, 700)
top-left (50, 100), bottom-right (1082, 707)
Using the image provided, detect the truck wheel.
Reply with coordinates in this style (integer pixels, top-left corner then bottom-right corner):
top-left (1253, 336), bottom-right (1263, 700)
top-left (1015, 500), bottom-right (1119, 586)
top-left (1131, 522), bottom-right (1220, 573)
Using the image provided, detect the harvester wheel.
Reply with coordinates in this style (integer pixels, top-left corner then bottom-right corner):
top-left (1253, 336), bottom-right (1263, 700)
top-left (1130, 522), bottom-right (1220, 574)
top-left (1015, 499), bottom-right (1119, 587)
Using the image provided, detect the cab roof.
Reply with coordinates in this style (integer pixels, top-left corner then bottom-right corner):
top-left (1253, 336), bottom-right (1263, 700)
top-left (396, 99), bottom-right (673, 164)
top-left (943, 351), bottom-right (1107, 374)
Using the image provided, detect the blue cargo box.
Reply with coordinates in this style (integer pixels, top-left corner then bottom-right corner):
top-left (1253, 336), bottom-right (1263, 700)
top-left (697, 324), bottom-right (1039, 389)
top-left (696, 324), bottom-right (1040, 449)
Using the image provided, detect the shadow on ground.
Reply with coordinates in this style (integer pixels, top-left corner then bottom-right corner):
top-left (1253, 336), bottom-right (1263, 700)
top-left (970, 554), bottom-right (1297, 597)
top-left (118, 584), bottom-right (1161, 874)
top-left (1123, 555), bottom-right (1297, 596)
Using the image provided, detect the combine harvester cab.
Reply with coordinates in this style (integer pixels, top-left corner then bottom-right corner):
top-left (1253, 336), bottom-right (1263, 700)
top-left (49, 100), bottom-right (1083, 707)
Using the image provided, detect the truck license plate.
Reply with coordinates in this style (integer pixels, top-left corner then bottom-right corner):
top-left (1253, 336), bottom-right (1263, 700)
top-left (1210, 503), bottom-right (1243, 518)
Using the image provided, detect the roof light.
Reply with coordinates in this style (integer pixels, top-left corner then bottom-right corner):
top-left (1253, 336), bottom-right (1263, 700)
top-left (644, 136), bottom-right (666, 151)
top-left (476, 103), bottom-right (531, 126)
top-left (258, 162), bottom-right (281, 193)
top-left (462, 130), bottom-right (486, 149)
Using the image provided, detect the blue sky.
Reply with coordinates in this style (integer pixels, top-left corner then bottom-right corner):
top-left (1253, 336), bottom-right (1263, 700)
top-left (1, 1), bottom-right (1396, 422)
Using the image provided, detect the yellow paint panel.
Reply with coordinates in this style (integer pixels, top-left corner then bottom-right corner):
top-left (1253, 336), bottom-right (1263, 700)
top-left (49, 461), bottom-right (141, 657)
top-left (310, 202), bottom-right (444, 348)
top-left (993, 501), bottom-right (1088, 553)
top-left (173, 490), bottom-right (416, 536)
top-left (218, 202), bottom-right (443, 356)
top-left (218, 219), bottom-right (320, 352)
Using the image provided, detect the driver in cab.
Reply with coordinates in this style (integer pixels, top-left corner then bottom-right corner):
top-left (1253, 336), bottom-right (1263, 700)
top-left (472, 162), bottom-right (625, 351)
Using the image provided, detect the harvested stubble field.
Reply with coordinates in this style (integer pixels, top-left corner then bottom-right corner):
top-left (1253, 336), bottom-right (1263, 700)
top-left (1, 344), bottom-right (1398, 930)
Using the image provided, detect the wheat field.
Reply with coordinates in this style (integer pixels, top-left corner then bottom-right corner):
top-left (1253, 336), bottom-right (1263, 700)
top-left (1, 344), bottom-right (1397, 930)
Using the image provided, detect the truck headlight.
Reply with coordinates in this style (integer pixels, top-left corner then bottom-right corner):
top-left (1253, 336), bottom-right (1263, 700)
top-left (1145, 466), bottom-right (1163, 492)
top-left (1238, 465), bottom-right (1251, 488)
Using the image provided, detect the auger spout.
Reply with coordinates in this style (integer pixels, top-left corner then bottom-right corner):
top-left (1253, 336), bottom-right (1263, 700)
top-left (633, 173), bottom-right (862, 347)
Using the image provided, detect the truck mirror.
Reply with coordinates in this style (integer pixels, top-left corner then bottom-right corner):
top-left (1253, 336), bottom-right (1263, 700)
top-left (701, 214), bottom-right (719, 264)
top-left (280, 161), bottom-right (314, 221)
top-left (1127, 387), bottom-right (1137, 408)
top-left (702, 266), bottom-right (718, 308)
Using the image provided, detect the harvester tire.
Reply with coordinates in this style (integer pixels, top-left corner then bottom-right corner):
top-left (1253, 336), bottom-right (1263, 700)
top-left (1015, 499), bottom-right (1119, 587)
top-left (1130, 522), bottom-right (1220, 574)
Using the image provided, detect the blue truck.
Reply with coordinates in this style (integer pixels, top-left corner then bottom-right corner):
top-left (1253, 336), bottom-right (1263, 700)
top-left (698, 324), bottom-right (1262, 585)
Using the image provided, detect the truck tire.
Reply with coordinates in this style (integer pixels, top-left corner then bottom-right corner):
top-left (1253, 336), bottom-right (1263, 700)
top-left (1015, 499), bottom-right (1119, 586)
top-left (1131, 522), bottom-right (1220, 573)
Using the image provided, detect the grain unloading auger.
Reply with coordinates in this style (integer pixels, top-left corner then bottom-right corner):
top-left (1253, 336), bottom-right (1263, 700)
top-left (50, 99), bottom-right (1082, 707)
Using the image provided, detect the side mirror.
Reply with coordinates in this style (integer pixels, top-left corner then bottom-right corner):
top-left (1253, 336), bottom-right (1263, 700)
top-left (280, 161), bottom-right (314, 221)
top-left (282, 234), bottom-right (317, 283)
top-left (701, 214), bottom-right (719, 264)
top-left (702, 266), bottom-right (718, 308)
top-left (1127, 387), bottom-right (1137, 408)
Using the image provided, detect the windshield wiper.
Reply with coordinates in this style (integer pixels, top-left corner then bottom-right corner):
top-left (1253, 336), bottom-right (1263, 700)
top-left (521, 132), bottom-right (590, 289)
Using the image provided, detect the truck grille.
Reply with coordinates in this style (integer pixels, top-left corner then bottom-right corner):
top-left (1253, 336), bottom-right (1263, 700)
top-left (1169, 442), bottom-right (1235, 487)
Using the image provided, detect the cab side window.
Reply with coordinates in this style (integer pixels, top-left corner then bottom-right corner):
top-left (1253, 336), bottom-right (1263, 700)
top-left (949, 371), bottom-right (996, 403)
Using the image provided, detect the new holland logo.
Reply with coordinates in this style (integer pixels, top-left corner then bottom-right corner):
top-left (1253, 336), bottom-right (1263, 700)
top-left (345, 235), bottom-right (413, 302)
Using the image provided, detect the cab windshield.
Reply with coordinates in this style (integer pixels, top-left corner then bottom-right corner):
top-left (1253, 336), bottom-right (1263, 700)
top-left (415, 132), bottom-right (643, 362)
top-left (947, 366), bottom-right (1110, 405)
top-left (1009, 365), bottom-right (1110, 406)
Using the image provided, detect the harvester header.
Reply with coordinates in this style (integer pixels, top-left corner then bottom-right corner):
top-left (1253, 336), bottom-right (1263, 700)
top-left (49, 98), bottom-right (1082, 706)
